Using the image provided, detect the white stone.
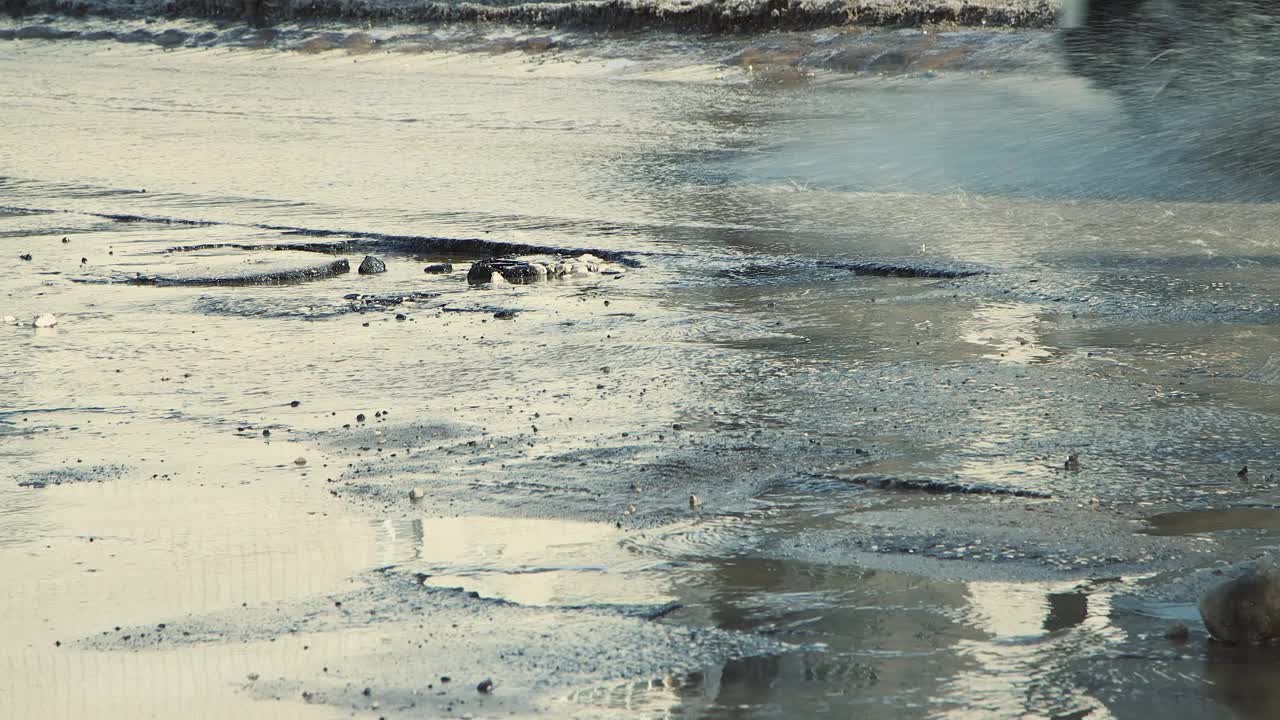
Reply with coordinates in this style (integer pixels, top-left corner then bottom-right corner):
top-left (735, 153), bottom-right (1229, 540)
top-left (32, 314), bottom-right (57, 328)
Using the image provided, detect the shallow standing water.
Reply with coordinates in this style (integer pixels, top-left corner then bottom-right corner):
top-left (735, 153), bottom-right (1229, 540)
top-left (5, 19), bottom-right (1280, 719)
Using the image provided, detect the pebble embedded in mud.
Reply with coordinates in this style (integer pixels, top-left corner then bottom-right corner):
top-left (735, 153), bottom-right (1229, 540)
top-left (357, 256), bottom-right (387, 274)
top-left (294, 457), bottom-right (307, 466)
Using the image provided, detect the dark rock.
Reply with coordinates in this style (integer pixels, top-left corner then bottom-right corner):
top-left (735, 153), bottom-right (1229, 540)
top-left (467, 258), bottom-right (546, 285)
top-left (493, 310), bottom-right (517, 320)
top-left (358, 256), bottom-right (387, 274)
top-left (356, 414), bottom-right (366, 422)
top-left (423, 263), bottom-right (454, 274)
top-left (290, 400), bottom-right (301, 407)
top-left (476, 678), bottom-right (494, 693)
top-left (19, 254), bottom-right (32, 261)
top-left (1200, 570), bottom-right (1280, 644)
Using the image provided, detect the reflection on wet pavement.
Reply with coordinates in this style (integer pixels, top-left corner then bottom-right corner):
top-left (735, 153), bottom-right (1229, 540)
top-left (387, 515), bottom-right (679, 606)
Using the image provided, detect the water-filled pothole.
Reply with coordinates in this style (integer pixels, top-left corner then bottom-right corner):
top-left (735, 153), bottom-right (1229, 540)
top-left (387, 516), bottom-right (682, 607)
top-left (1143, 509), bottom-right (1280, 536)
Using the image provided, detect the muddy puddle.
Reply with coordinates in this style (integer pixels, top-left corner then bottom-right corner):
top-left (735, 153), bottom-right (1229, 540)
top-left (4, 20), bottom-right (1280, 719)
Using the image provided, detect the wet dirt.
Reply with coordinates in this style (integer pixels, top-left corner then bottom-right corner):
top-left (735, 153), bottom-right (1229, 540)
top-left (4, 21), bottom-right (1280, 719)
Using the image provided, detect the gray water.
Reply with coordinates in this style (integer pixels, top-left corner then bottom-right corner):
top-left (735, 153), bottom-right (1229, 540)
top-left (5, 21), bottom-right (1280, 719)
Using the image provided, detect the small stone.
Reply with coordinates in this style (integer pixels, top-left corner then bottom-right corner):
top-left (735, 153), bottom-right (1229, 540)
top-left (395, 313), bottom-right (407, 321)
top-left (290, 400), bottom-right (301, 407)
top-left (247, 673), bottom-right (259, 681)
top-left (624, 503), bottom-right (636, 515)
top-left (440, 676), bottom-right (451, 683)
top-left (689, 494), bottom-right (702, 510)
top-left (33, 314), bottom-right (58, 328)
top-left (362, 687), bottom-right (372, 697)
top-left (493, 310), bottom-right (517, 320)
top-left (262, 429), bottom-right (271, 437)
top-left (1064, 453), bottom-right (1081, 471)
top-left (1238, 466), bottom-right (1250, 481)
top-left (423, 263), bottom-right (453, 274)
top-left (19, 253), bottom-right (32, 261)
top-left (409, 487), bottom-right (425, 500)
top-left (1165, 623), bottom-right (1190, 641)
top-left (294, 457), bottom-right (307, 466)
top-left (357, 414), bottom-right (366, 422)
top-left (476, 678), bottom-right (494, 694)
top-left (3, 315), bottom-right (17, 325)
top-left (80, 258), bottom-right (87, 264)
top-left (358, 256), bottom-right (387, 274)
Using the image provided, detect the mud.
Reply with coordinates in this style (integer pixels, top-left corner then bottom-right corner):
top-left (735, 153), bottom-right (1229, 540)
top-left (6, 0), bottom-right (1059, 32)
top-left (115, 258), bottom-right (352, 286)
top-left (7, 24), bottom-right (1280, 720)
top-left (818, 471), bottom-right (1052, 497)
top-left (8, 205), bottom-right (644, 265)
